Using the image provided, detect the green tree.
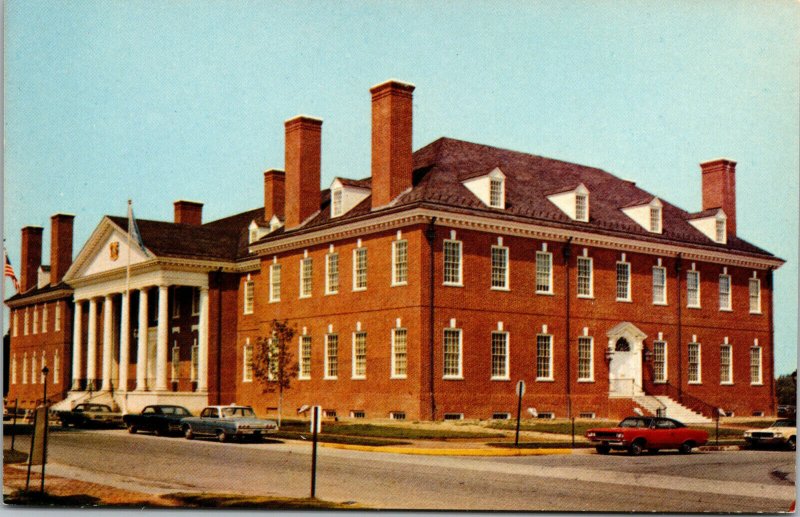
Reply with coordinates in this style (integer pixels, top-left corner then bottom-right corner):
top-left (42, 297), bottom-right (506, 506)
top-left (252, 320), bottom-right (298, 427)
top-left (776, 370), bottom-right (797, 407)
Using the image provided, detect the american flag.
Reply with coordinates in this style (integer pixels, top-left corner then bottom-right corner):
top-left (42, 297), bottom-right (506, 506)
top-left (4, 249), bottom-right (20, 292)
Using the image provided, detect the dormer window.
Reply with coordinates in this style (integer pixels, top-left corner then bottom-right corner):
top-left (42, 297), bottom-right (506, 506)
top-left (649, 206), bottom-right (662, 233)
top-left (249, 229), bottom-right (259, 243)
top-left (575, 192), bottom-right (588, 222)
top-left (715, 219), bottom-right (725, 243)
top-left (462, 167), bottom-right (506, 209)
top-left (329, 178), bottom-right (370, 218)
top-left (269, 215), bottom-right (282, 232)
top-left (547, 183), bottom-right (589, 222)
top-left (687, 208), bottom-right (726, 244)
top-left (331, 188), bottom-right (343, 217)
top-left (621, 197), bottom-right (662, 234)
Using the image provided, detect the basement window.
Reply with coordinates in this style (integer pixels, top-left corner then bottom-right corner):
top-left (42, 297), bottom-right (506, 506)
top-left (443, 413), bottom-right (464, 421)
top-left (537, 412), bottom-right (555, 420)
top-left (752, 411), bottom-right (764, 417)
top-left (492, 412), bottom-right (511, 420)
top-left (579, 412), bottom-right (596, 419)
top-left (390, 411), bottom-right (406, 421)
top-left (350, 410), bottom-right (365, 419)
top-left (323, 409), bottom-right (337, 418)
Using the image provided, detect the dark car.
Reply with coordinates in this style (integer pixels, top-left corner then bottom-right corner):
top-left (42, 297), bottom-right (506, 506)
top-left (586, 416), bottom-right (709, 455)
top-left (56, 403), bottom-right (124, 428)
top-left (123, 405), bottom-right (193, 436)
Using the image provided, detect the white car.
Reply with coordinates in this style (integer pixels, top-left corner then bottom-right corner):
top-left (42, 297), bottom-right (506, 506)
top-left (743, 419), bottom-right (796, 450)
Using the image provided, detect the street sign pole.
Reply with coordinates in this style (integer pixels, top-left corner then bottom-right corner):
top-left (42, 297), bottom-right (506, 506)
top-left (41, 366), bottom-right (50, 493)
top-left (515, 380), bottom-right (525, 447)
top-left (310, 405), bottom-right (319, 499)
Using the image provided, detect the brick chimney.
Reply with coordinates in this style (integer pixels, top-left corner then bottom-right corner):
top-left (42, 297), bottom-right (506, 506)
top-left (264, 169), bottom-right (286, 221)
top-left (700, 158), bottom-right (736, 235)
top-left (284, 116), bottom-right (322, 229)
top-left (370, 79), bottom-right (415, 209)
top-left (20, 226), bottom-right (43, 293)
top-left (174, 200), bottom-right (203, 226)
top-left (50, 213), bottom-right (75, 286)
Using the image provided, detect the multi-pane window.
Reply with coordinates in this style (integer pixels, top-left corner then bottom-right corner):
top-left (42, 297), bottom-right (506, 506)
top-left (652, 266), bottom-right (666, 304)
top-left (22, 353), bottom-right (28, 384)
top-left (392, 240), bottom-right (408, 285)
top-left (536, 334), bottom-right (553, 380)
top-left (353, 248), bottom-right (368, 290)
top-left (491, 246), bottom-right (509, 289)
top-left (688, 343), bottom-right (701, 383)
top-left (243, 280), bottom-right (255, 314)
top-left (270, 263), bottom-right (282, 302)
top-left (33, 308), bottom-right (38, 334)
top-left (332, 189), bottom-right (343, 217)
top-left (649, 206), bottom-right (662, 233)
top-left (750, 347), bottom-right (762, 384)
top-left (300, 258), bottom-right (313, 298)
top-left (536, 251), bottom-right (553, 294)
top-left (190, 341), bottom-right (199, 382)
top-left (40, 355), bottom-right (46, 384)
top-left (687, 271), bottom-right (700, 308)
top-left (23, 310), bottom-right (29, 336)
top-left (715, 219), bottom-right (725, 242)
top-left (325, 334), bottom-right (339, 379)
top-left (54, 303), bottom-right (61, 331)
top-left (326, 253), bottom-right (339, 294)
top-left (171, 342), bottom-right (180, 382)
top-left (443, 328), bottom-right (462, 378)
top-left (489, 178), bottom-right (503, 208)
top-left (243, 342), bottom-right (254, 382)
top-left (577, 337), bottom-right (593, 381)
top-left (53, 351), bottom-right (60, 384)
top-left (352, 332), bottom-right (367, 378)
top-left (11, 355), bottom-right (17, 385)
top-left (13, 312), bottom-right (18, 337)
top-left (191, 288), bottom-right (200, 315)
top-left (616, 262), bottom-right (631, 301)
top-left (749, 278), bottom-right (761, 313)
top-left (719, 274), bottom-right (731, 310)
top-left (42, 304), bottom-right (48, 333)
top-left (443, 240), bottom-right (462, 285)
top-left (299, 336), bottom-right (312, 379)
top-left (392, 328), bottom-right (408, 378)
top-left (31, 352), bottom-right (37, 385)
top-left (720, 345), bottom-right (732, 384)
top-left (653, 341), bottom-right (667, 383)
top-left (577, 257), bottom-right (593, 297)
top-left (575, 193), bottom-right (588, 221)
top-left (491, 332), bottom-right (509, 379)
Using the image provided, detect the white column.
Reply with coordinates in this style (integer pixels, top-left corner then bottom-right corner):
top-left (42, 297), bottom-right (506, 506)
top-left (136, 288), bottom-right (149, 390)
top-left (119, 291), bottom-right (130, 392)
top-left (86, 298), bottom-right (98, 390)
top-left (101, 294), bottom-right (114, 391)
top-left (71, 300), bottom-right (83, 390)
top-left (197, 286), bottom-right (209, 392)
top-left (155, 285), bottom-right (169, 391)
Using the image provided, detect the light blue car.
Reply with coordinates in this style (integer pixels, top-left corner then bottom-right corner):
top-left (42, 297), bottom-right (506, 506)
top-left (181, 405), bottom-right (278, 442)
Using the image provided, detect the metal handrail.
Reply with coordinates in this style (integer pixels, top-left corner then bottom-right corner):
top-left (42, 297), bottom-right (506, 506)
top-left (632, 383), bottom-right (668, 415)
top-left (661, 382), bottom-right (718, 419)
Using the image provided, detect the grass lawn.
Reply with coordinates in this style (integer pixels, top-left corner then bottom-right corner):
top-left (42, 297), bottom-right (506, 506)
top-left (279, 420), bottom-right (504, 440)
top-left (271, 431), bottom-right (410, 446)
top-left (486, 419), bottom-right (617, 436)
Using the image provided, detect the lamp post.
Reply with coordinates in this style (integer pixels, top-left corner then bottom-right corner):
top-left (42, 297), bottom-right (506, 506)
top-left (41, 365), bottom-right (50, 493)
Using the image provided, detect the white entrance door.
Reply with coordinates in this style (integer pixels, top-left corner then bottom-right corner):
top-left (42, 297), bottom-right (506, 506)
top-left (606, 322), bottom-right (647, 397)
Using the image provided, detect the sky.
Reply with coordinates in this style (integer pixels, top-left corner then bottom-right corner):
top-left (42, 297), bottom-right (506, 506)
top-left (3, 1), bottom-right (799, 374)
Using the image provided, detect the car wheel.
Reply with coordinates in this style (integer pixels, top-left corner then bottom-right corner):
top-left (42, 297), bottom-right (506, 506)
top-left (595, 445), bottom-right (610, 455)
top-left (679, 441), bottom-right (694, 454)
top-left (127, 425), bottom-right (137, 434)
top-left (788, 437), bottom-right (796, 451)
top-left (628, 441), bottom-right (644, 456)
top-left (217, 430), bottom-right (228, 443)
top-left (154, 427), bottom-right (164, 437)
top-left (184, 426), bottom-right (194, 440)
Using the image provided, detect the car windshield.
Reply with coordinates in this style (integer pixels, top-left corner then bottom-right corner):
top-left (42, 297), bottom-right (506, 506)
top-left (162, 406), bottom-right (190, 416)
top-left (773, 420), bottom-right (795, 428)
top-left (222, 407), bottom-right (255, 418)
top-left (618, 417), bottom-right (652, 428)
top-left (89, 405), bottom-right (110, 412)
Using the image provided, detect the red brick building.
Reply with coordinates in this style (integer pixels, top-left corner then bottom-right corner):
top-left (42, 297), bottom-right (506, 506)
top-left (6, 80), bottom-right (784, 423)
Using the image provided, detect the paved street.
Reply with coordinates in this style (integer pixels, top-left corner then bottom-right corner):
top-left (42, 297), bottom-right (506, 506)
top-left (5, 429), bottom-right (796, 511)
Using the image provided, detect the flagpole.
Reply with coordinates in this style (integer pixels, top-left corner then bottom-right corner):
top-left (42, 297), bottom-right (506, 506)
top-left (123, 200), bottom-right (132, 414)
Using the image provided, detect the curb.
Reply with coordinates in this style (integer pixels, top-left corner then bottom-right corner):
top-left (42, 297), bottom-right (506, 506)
top-left (320, 443), bottom-right (576, 456)
top-left (697, 444), bottom-right (744, 452)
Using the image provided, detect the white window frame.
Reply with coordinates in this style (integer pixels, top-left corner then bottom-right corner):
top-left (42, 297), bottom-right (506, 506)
top-left (652, 340), bottom-right (667, 383)
top-left (31, 351), bottom-right (37, 385)
top-left (749, 277), bottom-right (761, 314)
top-left (490, 331), bottom-right (510, 380)
top-left (269, 263), bottom-right (282, 302)
top-left (22, 353), bottom-right (28, 384)
top-left (324, 333), bottom-right (339, 379)
top-left (750, 346), bottom-right (763, 385)
top-left (391, 328), bottom-right (408, 379)
top-left (443, 239), bottom-right (463, 286)
top-left (391, 239), bottom-right (408, 286)
top-left (243, 279), bottom-right (255, 315)
top-left (300, 257), bottom-right (313, 298)
top-left (242, 340), bottom-right (254, 383)
top-left (42, 304), bottom-right (48, 333)
top-left (353, 247), bottom-right (368, 291)
top-left (687, 270), bottom-right (701, 309)
top-left (53, 350), bottom-right (60, 384)
top-left (171, 341), bottom-right (180, 382)
top-left (55, 303), bottom-right (61, 331)
top-left (577, 336), bottom-right (594, 382)
top-left (352, 331), bottom-right (367, 379)
top-left (191, 288), bottom-right (200, 316)
top-left (443, 328), bottom-right (463, 379)
top-left (577, 257), bottom-right (593, 298)
top-left (190, 339), bottom-right (199, 382)
top-left (715, 218), bottom-right (726, 243)
top-left (33, 307), bottom-right (38, 335)
top-left (11, 354), bottom-right (17, 385)
top-left (536, 251), bottom-right (553, 294)
top-left (616, 261), bottom-right (631, 302)
top-left (688, 342), bottom-right (701, 384)
top-left (719, 274), bottom-right (732, 311)
top-left (12, 312), bottom-right (18, 337)
top-left (23, 309), bottom-right (29, 336)
top-left (325, 253), bottom-right (339, 295)
top-left (720, 344), bottom-right (733, 385)
top-left (490, 245), bottom-right (509, 290)
top-left (40, 353), bottom-right (46, 384)
top-left (298, 336), bottom-right (312, 380)
top-left (652, 266), bottom-right (667, 305)
top-left (536, 334), bottom-right (554, 381)
top-left (575, 192), bottom-right (588, 222)
top-left (331, 188), bottom-right (343, 217)
top-left (649, 206), bottom-right (662, 233)
top-left (489, 177), bottom-right (505, 208)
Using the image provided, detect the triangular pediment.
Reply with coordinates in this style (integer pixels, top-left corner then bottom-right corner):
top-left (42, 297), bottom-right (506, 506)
top-left (64, 217), bottom-right (154, 282)
top-left (606, 321), bottom-right (647, 341)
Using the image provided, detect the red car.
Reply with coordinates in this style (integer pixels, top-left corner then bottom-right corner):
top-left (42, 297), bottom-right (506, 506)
top-left (586, 416), bottom-right (708, 455)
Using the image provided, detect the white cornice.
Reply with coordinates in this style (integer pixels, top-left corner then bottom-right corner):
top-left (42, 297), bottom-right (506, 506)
top-left (249, 206), bottom-right (784, 270)
top-left (5, 288), bottom-right (73, 308)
